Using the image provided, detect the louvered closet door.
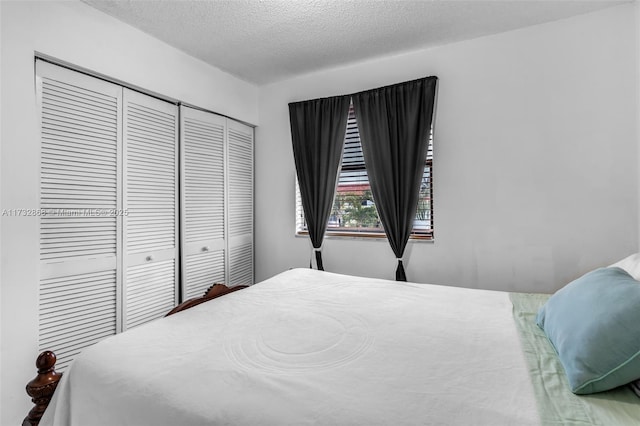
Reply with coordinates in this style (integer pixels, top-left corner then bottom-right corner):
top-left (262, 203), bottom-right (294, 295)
top-left (123, 89), bottom-right (179, 330)
top-left (226, 119), bottom-right (254, 286)
top-left (181, 107), bottom-right (226, 299)
top-left (37, 60), bottom-right (122, 370)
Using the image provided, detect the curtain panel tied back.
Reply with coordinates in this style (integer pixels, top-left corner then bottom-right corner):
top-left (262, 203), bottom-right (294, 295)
top-left (352, 77), bottom-right (438, 281)
top-left (289, 96), bottom-right (351, 271)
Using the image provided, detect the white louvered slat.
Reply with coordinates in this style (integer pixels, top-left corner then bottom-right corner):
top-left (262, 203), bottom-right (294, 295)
top-left (182, 113), bottom-right (225, 243)
top-left (227, 127), bottom-right (253, 237)
top-left (123, 89), bottom-right (178, 330)
top-left (227, 119), bottom-right (254, 285)
top-left (39, 270), bottom-right (117, 371)
top-left (125, 260), bottom-right (176, 329)
top-left (229, 242), bottom-right (253, 286)
top-left (184, 250), bottom-right (226, 299)
top-left (39, 67), bottom-right (119, 264)
top-left (181, 107), bottom-right (227, 296)
top-left (124, 89), bottom-right (177, 254)
top-left (37, 61), bottom-right (122, 370)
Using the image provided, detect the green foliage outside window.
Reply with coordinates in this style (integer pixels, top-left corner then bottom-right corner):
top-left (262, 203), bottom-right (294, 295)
top-left (415, 178), bottom-right (431, 221)
top-left (330, 190), bottom-right (380, 230)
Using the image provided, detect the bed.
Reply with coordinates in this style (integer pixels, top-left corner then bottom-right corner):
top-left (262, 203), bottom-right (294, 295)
top-left (25, 265), bottom-right (640, 425)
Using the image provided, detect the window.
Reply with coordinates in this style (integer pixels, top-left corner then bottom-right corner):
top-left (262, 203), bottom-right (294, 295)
top-left (296, 104), bottom-right (433, 240)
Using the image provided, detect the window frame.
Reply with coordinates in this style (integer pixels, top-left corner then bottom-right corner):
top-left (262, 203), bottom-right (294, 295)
top-left (295, 105), bottom-right (434, 241)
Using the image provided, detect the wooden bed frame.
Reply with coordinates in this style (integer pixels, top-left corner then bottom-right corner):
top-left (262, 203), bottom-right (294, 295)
top-left (22, 283), bottom-right (247, 426)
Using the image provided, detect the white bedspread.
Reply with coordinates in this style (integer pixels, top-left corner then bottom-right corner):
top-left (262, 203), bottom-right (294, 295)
top-left (41, 268), bottom-right (539, 425)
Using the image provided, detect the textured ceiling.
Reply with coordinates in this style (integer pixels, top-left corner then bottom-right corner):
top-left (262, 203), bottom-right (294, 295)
top-left (81, 0), bottom-right (629, 85)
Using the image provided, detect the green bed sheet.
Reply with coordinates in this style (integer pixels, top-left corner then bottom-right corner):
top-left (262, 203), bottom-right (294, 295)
top-left (509, 292), bottom-right (640, 425)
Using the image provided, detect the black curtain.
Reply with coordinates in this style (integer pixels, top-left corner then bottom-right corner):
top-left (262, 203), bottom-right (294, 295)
top-left (289, 96), bottom-right (351, 270)
top-left (352, 77), bottom-right (437, 281)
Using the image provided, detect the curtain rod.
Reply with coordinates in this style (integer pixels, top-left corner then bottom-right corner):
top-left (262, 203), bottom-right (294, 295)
top-left (288, 76), bottom-right (438, 106)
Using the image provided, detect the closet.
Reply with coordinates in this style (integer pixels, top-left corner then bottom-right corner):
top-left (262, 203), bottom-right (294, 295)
top-left (36, 60), bottom-right (254, 369)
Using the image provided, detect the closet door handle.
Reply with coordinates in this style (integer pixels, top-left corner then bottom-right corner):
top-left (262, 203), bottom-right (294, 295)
top-left (146, 255), bottom-right (154, 262)
top-left (202, 246), bottom-right (210, 252)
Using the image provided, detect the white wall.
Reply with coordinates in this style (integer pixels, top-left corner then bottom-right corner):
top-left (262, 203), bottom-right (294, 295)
top-left (637, 1), bottom-right (640, 249)
top-left (255, 4), bottom-right (638, 293)
top-left (0, 1), bottom-right (4, 422)
top-left (0, 1), bottom-right (258, 424)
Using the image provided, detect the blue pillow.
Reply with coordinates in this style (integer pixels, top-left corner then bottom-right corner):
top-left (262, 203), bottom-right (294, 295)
top-left (536, 267), bottom-right (640, 394)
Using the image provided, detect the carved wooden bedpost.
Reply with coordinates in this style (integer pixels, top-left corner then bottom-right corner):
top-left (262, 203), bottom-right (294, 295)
top-left (23, 351), bottom-right (62, 426)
